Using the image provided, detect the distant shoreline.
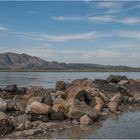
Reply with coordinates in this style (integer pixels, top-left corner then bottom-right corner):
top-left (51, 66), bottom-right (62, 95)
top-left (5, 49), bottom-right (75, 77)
top-left (0, 70), bottom-right (140, 72)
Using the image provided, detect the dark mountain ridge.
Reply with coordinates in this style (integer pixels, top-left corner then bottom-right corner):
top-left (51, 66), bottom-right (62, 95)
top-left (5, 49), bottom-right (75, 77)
top-left (0, 52), bottom-right (139, 71)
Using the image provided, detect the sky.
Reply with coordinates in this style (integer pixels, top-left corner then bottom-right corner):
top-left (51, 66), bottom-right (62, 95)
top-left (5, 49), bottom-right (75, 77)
top-left (0, 1), bottom-right (140, 67)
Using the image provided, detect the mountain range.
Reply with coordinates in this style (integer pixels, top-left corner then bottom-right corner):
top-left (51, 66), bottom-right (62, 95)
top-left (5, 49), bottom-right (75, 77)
top-left (0, 52), bottom-right (139, 71)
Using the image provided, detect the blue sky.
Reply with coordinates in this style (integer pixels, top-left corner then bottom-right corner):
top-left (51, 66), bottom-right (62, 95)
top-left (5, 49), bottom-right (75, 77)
top-left (0, 1), bottom-right (140, 66)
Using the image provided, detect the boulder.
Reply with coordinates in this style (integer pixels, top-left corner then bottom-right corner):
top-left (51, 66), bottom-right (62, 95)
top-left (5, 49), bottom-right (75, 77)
top-left (6, 99), bottom-right (27, 114)
top-left (17, 87), bottom-right (27, 94)
top-left (25, 86), bottom-right (53, 106)
top-left (107, 75), bottom-right (128, 83)
top-left (16, 120), bottom-right (33, 131)
top-left (55, 81), bottom-right (67, 91)
top-left (122, 96), bottom-right (129, 105)
top-left (99, 92), bottom-right (109, 102)
top-left (88, 97), bottom-right (96, 108)
top-left (11, 114), bottom-right (26, 128)
top-left (128, 97), bottom-right (136, 104)
top-left (0, 88), bottom-right (2, 92)
top-left (28, 114), bottom-right (50, 122)
top-left (0, 111), bottom-right (14, 137)
top-left (9, 128), bottom-right (43, 138)
top-left (72, 78), bottom-right (95, 88)
top-left (95, 82), bottom-right (119, 98)
top-left (108, 93), bottom-right (122, 112)
top-left (51, 98), bottom-right (67, 120)
top-left (3, 84), bottom-right (18, 93)
top-left (108, 101), bottom-right (118, 112)
top-left (72, 119), bottom-right (79, 125)
top-left (54, 90), bottom-right (66, 99)
top-left (66, 99), bottom-right (98, 120)
top-left (124, 80), bottom-right (140, 97)
top-left (89, 88), bottom-right (99, 97)
top-left (66, 86), bottom-right (92, 104)
top-left (118, 86), bottom-right (131, 96)
top-left (94, 96), bottom-right (105, 111)
top-left (80, 115), bottom-right (93, 125)
top-left (0, 98), bottom-right (7, 111)
top-left (110, 93), bottom-right (123, 103)
top-left (0, 111), bottom-right (8, 120)
top-left (135, 97), bottom-right (140, 104)
top-left (25, 101), bottom-right (52, 114)
top-left (118, 80), bottom-right (129, 85)
top-left (0, 91), bottom-right (14, 99)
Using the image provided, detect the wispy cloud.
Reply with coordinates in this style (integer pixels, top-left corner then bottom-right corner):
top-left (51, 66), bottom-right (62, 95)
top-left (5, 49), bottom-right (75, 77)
top-left (95, 1), bottom-right (140, 14)
top-left (0, 26), bottom-right (10, 32)
top-left (7, 30), bottom-right (101, 42)
top-left (107, 43), bottom-right (139, 49)
top-left (52, 15), bottom-right (140, 25)
top-left (36, 31), bottom-right (99, 42)
top-left (117, 30), bottom-right (140, 40)
top-left (97, 1), bottom-right (123, 9)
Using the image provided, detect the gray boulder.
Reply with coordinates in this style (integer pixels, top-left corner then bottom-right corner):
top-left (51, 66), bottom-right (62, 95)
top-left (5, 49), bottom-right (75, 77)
top-left (107, 75), bottom-right (128, 83)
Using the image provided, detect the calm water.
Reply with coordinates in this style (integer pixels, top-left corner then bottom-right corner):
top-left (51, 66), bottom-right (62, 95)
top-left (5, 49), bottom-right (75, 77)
top-left (34, 110), bottom-right (140, 139)
top-left (0, 72), bottom-right (140, 88)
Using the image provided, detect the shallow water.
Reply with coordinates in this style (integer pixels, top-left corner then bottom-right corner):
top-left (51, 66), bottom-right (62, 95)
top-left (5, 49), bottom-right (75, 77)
top-left (0, 72), bottom-right (140, 88)
top-left (34, 110), bottom-right (140, 139)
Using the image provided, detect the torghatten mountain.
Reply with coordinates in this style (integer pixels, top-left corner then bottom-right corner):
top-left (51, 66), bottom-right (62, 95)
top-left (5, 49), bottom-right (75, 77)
top-left (0, 52), bottom-right (139, 71)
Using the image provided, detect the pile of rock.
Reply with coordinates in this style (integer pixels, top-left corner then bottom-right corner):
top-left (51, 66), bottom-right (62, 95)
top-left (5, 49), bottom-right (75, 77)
top-left (0, 75), bottom-right (140, 138)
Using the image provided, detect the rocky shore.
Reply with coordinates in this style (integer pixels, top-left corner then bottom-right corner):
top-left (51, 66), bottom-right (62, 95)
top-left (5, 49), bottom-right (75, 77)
top-left (0, 75), bottom-right (140, 138)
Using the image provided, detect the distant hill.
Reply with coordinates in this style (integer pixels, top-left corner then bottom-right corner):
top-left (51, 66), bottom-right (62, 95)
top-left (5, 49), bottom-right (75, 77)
top-left (0, 52), bottom-right (139, 72)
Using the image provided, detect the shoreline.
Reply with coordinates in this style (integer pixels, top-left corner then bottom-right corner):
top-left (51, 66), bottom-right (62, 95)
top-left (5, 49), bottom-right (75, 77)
top-left (0, 70), bottom-right (140, 72)
top-left (0, 75), bottom-right (140, 138)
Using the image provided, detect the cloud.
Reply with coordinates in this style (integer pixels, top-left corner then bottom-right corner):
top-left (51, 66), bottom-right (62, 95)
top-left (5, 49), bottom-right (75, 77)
top-left (37, 31), bottom-right (99, 42)
top-left (96, 1), bottom-right (123, 9)
top-left (7, 30), bottom-right (100, 42)
top-left (117, 30), bottom-right (140, 40)
top-left (0, 26), bottom-right (10, 32)
top-left (95, 1), bottom-right (140, 14)
top-left (108, 43), bottom-right (139, 49)
top-left (53, 15), bottom-right (140, 25)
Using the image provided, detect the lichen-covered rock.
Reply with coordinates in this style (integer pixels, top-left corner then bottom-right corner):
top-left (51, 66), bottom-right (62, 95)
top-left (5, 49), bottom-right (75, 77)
top-left (25, 101), bottom-right (52, 114)
top-left (80, 115), bottom-right (93, 125)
